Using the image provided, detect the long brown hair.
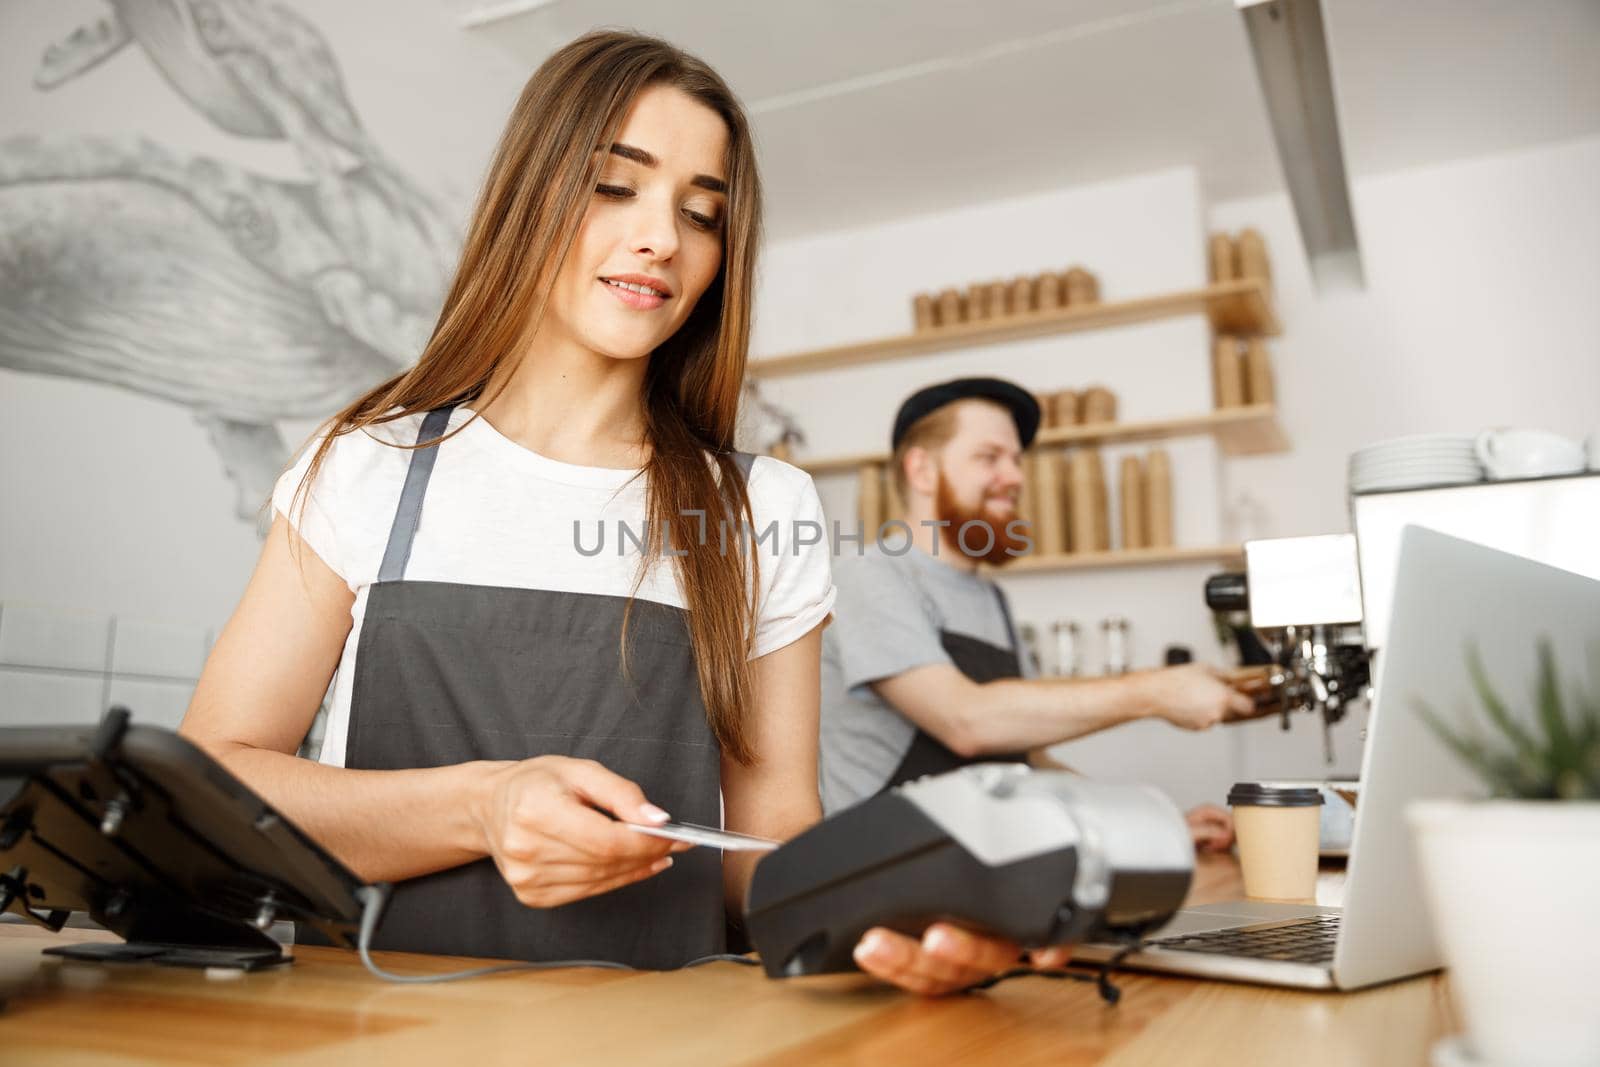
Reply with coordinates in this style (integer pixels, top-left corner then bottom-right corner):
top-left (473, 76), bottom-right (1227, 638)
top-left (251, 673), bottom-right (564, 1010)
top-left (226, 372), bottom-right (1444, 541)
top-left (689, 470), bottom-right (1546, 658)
top-left (280, 31), bottom-right (765, 764)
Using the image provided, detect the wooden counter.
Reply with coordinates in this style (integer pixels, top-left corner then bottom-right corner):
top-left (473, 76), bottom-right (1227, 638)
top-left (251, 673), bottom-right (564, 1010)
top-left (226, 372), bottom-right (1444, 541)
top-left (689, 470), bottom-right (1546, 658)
top-left (0, 855), bottom-right (1457, 1066)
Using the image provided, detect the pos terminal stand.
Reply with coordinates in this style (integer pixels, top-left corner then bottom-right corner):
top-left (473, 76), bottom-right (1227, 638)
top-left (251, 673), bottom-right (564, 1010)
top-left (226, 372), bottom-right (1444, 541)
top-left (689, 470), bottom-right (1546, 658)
top-left (0, 707), bottom-right (369, 971)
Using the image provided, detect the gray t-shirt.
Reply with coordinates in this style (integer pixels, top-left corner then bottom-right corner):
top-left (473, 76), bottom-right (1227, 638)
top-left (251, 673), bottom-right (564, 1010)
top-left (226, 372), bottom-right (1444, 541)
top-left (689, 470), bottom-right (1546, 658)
top-left (819, 543), bottom-right (1029, 813)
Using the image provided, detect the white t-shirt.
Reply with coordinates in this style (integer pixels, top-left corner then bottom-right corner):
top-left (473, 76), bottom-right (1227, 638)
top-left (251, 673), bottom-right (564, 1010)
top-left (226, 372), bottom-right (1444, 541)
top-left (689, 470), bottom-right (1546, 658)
top-left (271, 405), bottom-right (837, 768)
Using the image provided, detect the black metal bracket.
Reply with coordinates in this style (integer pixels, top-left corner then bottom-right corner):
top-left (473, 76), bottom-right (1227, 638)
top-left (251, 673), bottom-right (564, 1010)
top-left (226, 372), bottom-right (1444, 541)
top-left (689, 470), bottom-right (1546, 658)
top-left (0, 865), bottom-right (69, 932)
top-left (0, 811), bottom-right (29, 851)
top-left (88, 706), bottom-right (131, 763)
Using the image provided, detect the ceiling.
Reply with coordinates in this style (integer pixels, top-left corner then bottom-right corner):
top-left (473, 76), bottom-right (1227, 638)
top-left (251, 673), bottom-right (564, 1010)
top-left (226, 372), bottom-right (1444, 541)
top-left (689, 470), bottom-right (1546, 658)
top-left (444, 0), bottom-right (1600, 241)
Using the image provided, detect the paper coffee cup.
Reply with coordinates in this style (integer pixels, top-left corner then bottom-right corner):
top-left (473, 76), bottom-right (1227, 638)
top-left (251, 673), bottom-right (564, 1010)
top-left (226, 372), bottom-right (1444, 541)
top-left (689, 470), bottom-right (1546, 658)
top-left (1228, 782), bottom-right (1323, 902)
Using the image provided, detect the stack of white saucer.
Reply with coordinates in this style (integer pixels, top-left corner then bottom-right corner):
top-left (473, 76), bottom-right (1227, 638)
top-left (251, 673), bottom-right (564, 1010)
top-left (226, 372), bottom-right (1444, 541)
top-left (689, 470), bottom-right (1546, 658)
top-left (1348, 434), bottom-right (1485, 494)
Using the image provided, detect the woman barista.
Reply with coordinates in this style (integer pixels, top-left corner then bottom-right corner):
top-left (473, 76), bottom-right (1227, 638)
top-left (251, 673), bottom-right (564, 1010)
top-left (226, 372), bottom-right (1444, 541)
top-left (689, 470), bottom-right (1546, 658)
top-left (181, 30), bottom-right (1055, 994)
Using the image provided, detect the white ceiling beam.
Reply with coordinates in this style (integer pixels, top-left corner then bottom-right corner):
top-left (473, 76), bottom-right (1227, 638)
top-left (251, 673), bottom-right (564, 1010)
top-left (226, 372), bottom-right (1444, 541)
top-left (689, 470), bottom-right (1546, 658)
top-left (1240, 0), bottom-right (1365, 291)
top-left (751, 0), bottom-right (1212, 115)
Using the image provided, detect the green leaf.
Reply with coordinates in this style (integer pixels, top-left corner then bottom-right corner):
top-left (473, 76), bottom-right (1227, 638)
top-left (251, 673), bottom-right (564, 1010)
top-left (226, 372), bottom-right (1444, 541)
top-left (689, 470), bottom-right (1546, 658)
top-left (1534, 638), bottom-right (1579, 774)
top-left (1465, 642), bottom-right (1541, 762)
top-left (1416, 697), bottom-right (1511, 794)
top-left (1417, 640), bottom-right (1600, 800)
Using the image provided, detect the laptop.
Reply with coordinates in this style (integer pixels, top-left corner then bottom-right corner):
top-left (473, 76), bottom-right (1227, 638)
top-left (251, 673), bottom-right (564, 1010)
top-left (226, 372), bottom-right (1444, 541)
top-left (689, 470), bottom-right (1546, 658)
top-left (1075, 526), bottom-right (1600, 990)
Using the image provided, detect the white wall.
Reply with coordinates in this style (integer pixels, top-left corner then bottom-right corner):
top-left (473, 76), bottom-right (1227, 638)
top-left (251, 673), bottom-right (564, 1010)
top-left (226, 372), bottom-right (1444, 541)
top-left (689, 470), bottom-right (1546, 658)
top-left (0, 0), bottom-right (524, 724)
top-left (0, 0), bottom-right (523, 625)
top-left (1210, 134), bottom-right (1600, 541)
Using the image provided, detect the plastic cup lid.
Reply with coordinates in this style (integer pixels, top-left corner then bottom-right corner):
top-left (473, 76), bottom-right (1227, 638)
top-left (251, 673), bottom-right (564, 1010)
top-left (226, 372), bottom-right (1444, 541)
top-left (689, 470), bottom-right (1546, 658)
top-left (1227, 782), bottom-right (1324, 807)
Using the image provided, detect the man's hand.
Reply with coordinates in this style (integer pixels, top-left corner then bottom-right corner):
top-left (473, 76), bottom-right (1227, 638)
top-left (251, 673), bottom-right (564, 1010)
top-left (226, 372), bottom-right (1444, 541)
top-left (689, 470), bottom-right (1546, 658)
top-left (470, 756), bottom-right (689, 909)
top-left (1186, 803), bottom-right (1235, 853)
top-left (851, 923), bottom-right (1074, 996)
top-left (1136, 664), bottom-right (1255, 731)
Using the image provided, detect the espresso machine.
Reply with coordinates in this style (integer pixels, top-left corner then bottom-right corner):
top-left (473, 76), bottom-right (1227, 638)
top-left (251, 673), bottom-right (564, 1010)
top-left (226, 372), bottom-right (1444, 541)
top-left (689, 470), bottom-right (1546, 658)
top-left (1206, 534), bottom-right (1371, 764)
top-left (1207, 471), bottom-right (1600, 764)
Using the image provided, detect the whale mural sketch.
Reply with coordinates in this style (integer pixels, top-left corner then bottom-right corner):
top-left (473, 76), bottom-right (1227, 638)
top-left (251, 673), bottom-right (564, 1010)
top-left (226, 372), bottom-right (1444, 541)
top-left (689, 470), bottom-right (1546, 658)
top-left (0, 0), bottom-right (459, 524)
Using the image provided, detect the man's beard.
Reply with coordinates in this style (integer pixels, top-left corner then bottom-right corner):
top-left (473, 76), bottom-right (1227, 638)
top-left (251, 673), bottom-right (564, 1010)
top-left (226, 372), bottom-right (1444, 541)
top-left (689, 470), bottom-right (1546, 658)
top-left (935, 475), bottom-right (1030, 566)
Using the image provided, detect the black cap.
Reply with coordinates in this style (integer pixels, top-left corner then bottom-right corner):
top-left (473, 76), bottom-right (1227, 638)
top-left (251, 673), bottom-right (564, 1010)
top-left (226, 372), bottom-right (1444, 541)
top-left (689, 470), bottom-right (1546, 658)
top-left (890, 377), bottom-right (1041, 452)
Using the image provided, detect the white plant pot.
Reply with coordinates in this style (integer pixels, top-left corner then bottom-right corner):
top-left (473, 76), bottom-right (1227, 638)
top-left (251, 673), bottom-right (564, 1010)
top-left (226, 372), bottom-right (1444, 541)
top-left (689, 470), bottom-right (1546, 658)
top-left (1408, 800), bottom-right (1600, 1067)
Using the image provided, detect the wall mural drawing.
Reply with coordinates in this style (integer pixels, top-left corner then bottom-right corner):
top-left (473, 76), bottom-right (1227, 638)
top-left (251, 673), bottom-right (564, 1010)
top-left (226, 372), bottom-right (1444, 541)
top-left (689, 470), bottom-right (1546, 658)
top-left (0, 0), bottom-right (459, 525)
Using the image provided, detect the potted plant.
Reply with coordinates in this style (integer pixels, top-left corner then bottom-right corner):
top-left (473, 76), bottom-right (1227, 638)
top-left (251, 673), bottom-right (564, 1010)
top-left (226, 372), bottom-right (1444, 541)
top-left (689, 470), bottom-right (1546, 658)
top-left (1408, 640), bottom-right (1600, 1067)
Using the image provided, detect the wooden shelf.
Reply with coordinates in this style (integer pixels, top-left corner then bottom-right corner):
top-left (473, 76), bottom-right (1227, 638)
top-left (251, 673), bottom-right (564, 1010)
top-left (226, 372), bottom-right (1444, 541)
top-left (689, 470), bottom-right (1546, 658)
top-left (749, 278), bottom-right (1280, 378)
top-left (992, 544), bottom-right (1244, 575)
top-left (794, 404), bottom-right (1289, 475)
top-left (1037, 404), bottom-right (1289, 456)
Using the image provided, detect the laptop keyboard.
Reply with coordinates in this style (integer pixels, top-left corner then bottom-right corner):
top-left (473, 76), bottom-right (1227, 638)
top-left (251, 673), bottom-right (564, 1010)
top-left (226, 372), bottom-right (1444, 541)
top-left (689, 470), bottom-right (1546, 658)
top-left (1144, 914), bottom-right (1341, 965)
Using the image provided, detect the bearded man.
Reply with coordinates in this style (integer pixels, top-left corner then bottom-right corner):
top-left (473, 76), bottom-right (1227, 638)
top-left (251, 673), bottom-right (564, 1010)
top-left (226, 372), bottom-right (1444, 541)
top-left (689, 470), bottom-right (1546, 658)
top-left (817, 378), bottom-right (1248, 851)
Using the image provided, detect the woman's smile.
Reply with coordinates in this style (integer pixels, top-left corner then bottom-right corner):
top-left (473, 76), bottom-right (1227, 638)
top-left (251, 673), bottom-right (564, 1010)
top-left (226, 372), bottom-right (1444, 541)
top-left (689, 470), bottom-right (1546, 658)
top-left (599, 274), bottom-right (672, 310)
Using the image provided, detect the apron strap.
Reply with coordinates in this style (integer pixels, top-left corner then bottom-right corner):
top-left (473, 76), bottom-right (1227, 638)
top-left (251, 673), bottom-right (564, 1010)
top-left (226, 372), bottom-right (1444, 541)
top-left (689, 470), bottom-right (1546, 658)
top-left (379, 431), bottom-right (752, 583)
top-left (989, 582), bottom-right (1020, 660)
top-left (722, 452), bottom-right (757, 526)
top-left (378, 405), bottom-right (457, 583)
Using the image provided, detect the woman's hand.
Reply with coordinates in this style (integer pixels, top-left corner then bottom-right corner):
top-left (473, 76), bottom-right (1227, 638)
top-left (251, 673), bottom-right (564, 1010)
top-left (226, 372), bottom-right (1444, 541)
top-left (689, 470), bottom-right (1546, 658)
top-left (851, 923), bottom-right (1075, 996)
top-left (470, 756), bottom-right (688, 908)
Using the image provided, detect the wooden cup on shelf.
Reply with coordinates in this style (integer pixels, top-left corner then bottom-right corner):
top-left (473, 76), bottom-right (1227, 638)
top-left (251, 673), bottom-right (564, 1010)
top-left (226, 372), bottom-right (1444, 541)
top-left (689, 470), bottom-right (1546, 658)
top-left (935, 288), bottom-right (964, 328)
top-left (1090, 449), bottom-right (1111, 551)
top-left (1036, 272), bottom-right (1063, 311)
top-left (1009, 275), bottom-right (1036, 316)
top-left (1066, 450), bottom-right (1099, 555)
top-left (1064, 267), bottom-right (1098, 305)
top-left (965, 282), bottom-right (991, 322)
top-left (1032, 391), bottom-right (1054, 428)
top-left (1032, 450), bottom-right (1067, 556)
top-left (1050, 388), bottom-right (1081, 428)
top-left (1075, 447), bottom-right (1113, 556)
top-left (1236, 228), bottom-right (1271, 287)
top-left (1213, 336), bottom-right (1246, 409)
top-left (1119, 455), bottom-right (1147, 550)
top-left (1144, 448), bottom-right (1174, 548)
top-left (883, 462), bottom-right (905, 527)
top-left (912, 293), bottom-right (936, 332)
top-left (1080, 385), bottom-right (1118, 425)
top-left (1019, 451), bottom-right (1039, 544)
top-left (857, 463), bottom-right (884, 534)
top-left (1208, 233), bottom-right (1238, 283)
top-left (986, 280), bottom-right (1011, 318)
top-left (1243, 337), bottom-right (1275, 405)
top-left (1054, 270), bottom-right (1075, 307)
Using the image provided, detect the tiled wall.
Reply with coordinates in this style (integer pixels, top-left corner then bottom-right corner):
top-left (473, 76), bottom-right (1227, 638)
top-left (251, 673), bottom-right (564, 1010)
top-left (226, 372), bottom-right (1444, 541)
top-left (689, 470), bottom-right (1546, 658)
top-left (0, 602), bottom-right (208, 730)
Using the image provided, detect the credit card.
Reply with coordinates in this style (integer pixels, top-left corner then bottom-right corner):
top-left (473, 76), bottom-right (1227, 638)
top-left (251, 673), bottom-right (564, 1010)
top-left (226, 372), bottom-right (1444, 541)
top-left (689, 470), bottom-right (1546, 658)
top-left (626, 821), bottom-right (779, 852)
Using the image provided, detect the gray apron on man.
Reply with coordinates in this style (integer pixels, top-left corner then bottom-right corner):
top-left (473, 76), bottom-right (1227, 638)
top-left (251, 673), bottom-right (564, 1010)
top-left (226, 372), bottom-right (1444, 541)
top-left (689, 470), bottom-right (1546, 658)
top-left (319, 405), bottom-right (746, 968)
top-left (884, 584), bottom-right (1030, 787)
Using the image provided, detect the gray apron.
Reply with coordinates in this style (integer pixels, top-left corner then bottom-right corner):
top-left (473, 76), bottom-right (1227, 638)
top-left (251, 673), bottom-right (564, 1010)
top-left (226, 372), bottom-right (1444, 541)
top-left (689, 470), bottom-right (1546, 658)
top-left (886, 583), bottom-right (1030, 787)
top-left (329, 405), bottom-right (750, 968)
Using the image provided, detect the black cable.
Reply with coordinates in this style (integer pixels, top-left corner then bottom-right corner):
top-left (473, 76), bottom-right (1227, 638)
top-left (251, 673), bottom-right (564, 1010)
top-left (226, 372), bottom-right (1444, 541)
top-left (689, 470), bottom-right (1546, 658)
top-left (354, 886), bottom-right (1132, 995)
top-left (961, 940), bottom-right (1143, 1006)
top-left (683, 953), bottom-right (761, 967)
top-left (961, 965), bottom-right (1098, 994)
top-left (1093, 941), bottom-right (1142, 1005)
